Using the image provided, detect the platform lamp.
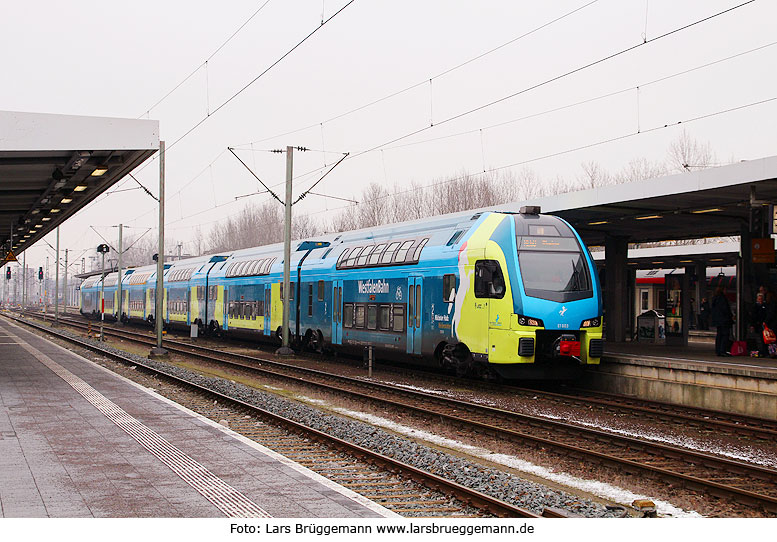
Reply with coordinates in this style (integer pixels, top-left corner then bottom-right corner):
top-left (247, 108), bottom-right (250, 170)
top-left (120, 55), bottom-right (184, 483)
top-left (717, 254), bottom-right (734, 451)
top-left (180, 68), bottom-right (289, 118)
top-left (97, 243), bottom-right (110, 341)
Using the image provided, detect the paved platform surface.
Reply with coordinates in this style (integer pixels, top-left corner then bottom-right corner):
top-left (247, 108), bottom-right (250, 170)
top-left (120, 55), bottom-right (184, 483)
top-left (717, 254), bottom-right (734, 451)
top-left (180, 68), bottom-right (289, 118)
top-left (605, 340), bottom-right (777, 377)
top-left (0, 317), bottom-right (396, 518)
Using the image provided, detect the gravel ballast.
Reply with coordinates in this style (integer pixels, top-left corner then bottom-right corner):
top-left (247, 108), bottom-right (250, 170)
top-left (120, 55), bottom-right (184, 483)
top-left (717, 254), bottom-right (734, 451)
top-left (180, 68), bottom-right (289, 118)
top-left (49, 329), bottom-right (627, 519)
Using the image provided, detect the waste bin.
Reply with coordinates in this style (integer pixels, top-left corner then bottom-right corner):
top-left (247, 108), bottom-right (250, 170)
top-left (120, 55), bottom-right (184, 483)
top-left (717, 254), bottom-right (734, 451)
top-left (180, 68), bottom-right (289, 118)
top-left (637, 309), bottom-right (665, 343)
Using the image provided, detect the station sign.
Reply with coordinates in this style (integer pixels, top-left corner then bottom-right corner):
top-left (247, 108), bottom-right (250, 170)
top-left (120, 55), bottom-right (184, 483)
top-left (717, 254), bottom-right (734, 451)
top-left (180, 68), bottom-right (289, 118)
top-left (752, 238), bottom-right (775, 264)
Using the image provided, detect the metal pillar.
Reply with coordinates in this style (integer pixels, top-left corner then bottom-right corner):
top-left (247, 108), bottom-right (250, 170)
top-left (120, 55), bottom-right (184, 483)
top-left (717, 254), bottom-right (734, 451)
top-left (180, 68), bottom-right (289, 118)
top-left (100, 250), bottom-right (106, 341)
top-left (277, 146), bottom-right (294, 356)
top-left (22, 250), bottom-right (26, 308)
top-left (604, 235), bottom-right (629, 342)
top-left (63, 249), bottom-right (68, 314)
top-left (117, 224), bottom-right (123, 322)
top-left (55, 227), bottom-right (60, 324)
top-left (151, 141), bottom-right (168, 357)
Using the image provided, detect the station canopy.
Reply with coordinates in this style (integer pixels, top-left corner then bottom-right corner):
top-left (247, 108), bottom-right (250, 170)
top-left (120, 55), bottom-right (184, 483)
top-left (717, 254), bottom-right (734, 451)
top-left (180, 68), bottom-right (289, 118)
top-left (590, 241), bottom-right (739, 270)
top-left (0, 110), bottom-right (159, 264)
top-left (495, 156), bottom-right (777, 247)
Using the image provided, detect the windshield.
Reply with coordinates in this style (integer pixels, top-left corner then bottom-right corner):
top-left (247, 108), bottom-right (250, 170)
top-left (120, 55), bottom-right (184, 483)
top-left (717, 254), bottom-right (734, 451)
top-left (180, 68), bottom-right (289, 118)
top-left (519, 251), bottom-right (592, 302)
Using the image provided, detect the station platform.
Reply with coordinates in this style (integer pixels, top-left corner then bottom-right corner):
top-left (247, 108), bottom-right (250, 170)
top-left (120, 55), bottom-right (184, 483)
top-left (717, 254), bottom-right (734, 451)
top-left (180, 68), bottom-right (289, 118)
top-left (583, 339), bottom-right (777, 421)
top-left (0, 317), bottom-right (396, 518)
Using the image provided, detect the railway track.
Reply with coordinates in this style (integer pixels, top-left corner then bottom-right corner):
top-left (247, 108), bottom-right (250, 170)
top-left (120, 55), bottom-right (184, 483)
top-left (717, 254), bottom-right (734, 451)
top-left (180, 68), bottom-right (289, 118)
top-left (17, 311), bottom-right (777, 514)
top-left (28, 311), bottom-right (777, 443)
top-left (6, 312), bottom-right (546, 519)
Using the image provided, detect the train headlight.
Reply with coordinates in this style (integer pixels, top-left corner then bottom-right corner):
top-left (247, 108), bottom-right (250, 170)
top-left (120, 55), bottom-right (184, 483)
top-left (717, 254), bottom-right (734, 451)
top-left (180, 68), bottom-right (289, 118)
top-left (581, 317), bottom-right (601, 328)
top-left (517, 315), bottom-right (544, 327)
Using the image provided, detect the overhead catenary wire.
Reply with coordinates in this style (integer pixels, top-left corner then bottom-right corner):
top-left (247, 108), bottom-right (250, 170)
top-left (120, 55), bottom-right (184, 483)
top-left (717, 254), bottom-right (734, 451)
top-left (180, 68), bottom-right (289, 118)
top-left (352, 0), bottom-right (757, 160)
top-left (140, 0), bottom-right (274, 118)
top-left (232, 0), bottom-right (602, 148)
top-left (87, 1), bottom-right (762, 242)
top-left (255, 0), bottom-right (760, 205)
top-left (130, 33), bottom-right (776, 234)
top-left (106, 0), bottom-right (358, 204)
top-left (312, 94), bottom-right (777, 215)
top-left (379, 39), bottom-right (777, 152)
top-left (163, 0), bottom-right (358, 156)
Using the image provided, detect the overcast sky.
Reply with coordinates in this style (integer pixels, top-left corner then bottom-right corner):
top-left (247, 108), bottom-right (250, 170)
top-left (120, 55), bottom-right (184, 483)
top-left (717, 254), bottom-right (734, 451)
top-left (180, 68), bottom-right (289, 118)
top-left (2, 0), bottom-right (776, 272)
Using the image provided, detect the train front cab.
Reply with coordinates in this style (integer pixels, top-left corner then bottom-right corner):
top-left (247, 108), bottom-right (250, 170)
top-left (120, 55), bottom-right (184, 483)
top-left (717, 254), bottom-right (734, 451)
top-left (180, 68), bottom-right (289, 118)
top-left (454, 210), bottom-right (603, 380)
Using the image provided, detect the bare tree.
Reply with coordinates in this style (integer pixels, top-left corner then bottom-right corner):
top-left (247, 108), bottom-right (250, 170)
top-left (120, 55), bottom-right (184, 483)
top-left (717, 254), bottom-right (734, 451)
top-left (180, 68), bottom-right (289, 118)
top-left (578, 161), bottom-right (611, 189)
top-left (356, 182), bottom-right (391, 228)
top-left (613, 157), bottom-right (668, 184)
top-left (667, 129), bottom-right (716, 173)
top-left (509, 168), bottom-right (541, 200)
top-left (292, 212), bottom-right (323, 239)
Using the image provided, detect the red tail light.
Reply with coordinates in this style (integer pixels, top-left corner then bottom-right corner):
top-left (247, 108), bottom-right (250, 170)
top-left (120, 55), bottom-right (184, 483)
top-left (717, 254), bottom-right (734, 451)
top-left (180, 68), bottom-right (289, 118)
top-left (559, 340), bottom-right (581, 356)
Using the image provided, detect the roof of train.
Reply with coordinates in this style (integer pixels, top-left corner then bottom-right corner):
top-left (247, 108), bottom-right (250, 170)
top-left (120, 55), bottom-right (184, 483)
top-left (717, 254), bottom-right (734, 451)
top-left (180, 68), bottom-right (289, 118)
top-left (82, 209), bottom-right (565, 289)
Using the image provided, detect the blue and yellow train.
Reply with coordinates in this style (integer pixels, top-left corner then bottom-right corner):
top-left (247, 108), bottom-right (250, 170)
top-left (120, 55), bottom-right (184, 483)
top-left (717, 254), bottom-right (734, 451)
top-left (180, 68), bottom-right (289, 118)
top-left (80, 206), bottom-right (603, 379)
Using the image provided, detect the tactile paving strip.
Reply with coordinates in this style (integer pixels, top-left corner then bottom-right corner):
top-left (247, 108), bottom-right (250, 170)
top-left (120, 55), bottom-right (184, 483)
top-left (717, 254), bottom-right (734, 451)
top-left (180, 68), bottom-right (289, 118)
top-left (8, 329), bottom-right (272, 518)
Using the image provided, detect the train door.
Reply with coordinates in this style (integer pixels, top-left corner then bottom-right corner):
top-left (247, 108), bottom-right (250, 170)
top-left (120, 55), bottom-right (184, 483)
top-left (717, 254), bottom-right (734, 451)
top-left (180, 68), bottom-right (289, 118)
top-left (264, 286), bottom-right (271, 336)
top-left (223, 287), bottom-right (229, 330)
top-left (407, 276), bottom-right (422, 355)
top-left (331, 279), bottom-right (343, 345)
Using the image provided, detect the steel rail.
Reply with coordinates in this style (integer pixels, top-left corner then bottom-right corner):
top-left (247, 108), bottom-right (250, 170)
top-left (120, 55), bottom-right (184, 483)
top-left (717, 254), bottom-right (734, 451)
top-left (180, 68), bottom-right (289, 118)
top-left (23, 313), bottom-right (777, 513)
top-left (6, 314), bottom-right (541, 519)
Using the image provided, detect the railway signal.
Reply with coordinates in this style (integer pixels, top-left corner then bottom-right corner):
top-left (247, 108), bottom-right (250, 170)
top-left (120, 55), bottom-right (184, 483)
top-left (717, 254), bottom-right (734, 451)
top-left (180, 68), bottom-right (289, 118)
top-left (97, 243), bottom-right (110, 341)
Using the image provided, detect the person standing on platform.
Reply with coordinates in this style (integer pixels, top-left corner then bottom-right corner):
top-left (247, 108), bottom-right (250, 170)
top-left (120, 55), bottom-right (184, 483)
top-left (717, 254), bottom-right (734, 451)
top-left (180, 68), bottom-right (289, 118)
top-left (749, 292), bottom-right (769, 357)
top-left (699, 297), bottom-right (710, 330)
top-left (710, 286), bottom-right (733, 356)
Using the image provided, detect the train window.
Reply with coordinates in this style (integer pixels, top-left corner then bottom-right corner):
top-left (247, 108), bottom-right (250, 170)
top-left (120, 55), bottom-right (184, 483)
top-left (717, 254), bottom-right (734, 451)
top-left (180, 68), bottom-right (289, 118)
top-left (308, 284), bottom-right (314, 317)
top-left (378, 305), bottom-right (390, 331)
top-left (411, 238), bottom-right (429, 262)
top-left (357, 246), bottom-right (374, 267)
top-left (290, 282), bottom-right (294, 301)
top-left (318, 280), bottom-right (325, 301)
top-left (474, 260), bottom-right (506, 299)
top-left (443, 274), bottom-right (456, 303)
top-left (355, 304), bottom-right (366, 328)
top-left (446, 230), bottom-right (464, 246)
top-left (415, 287), bottom-right (420, 328)
top-left (367, 305), bottom-right (378, 330)
top-left (393, 305), bottom-right (405, 332)
top-left (408, 285), bottom-right (415, 327)
top-left (344, 247), bottom-right (362, 267)
top-left (395, 240), bottom-right (415, 263)
top-left (368, 244), bottom-right (387, 265)
top-left (343, 303), bottom-right (354, 328)
top-left (337, 248), bottom-right (351, 267)
top-left (381, 242), bottom-right (400, 264)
